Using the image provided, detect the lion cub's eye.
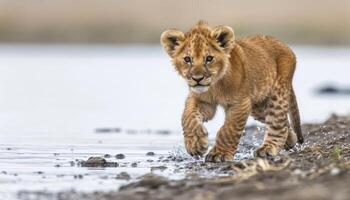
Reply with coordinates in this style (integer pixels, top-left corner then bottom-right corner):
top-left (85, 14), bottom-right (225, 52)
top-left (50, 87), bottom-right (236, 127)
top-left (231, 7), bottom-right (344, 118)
top-left (183, 56), bottom-right (191, 63)
top-left (205, 55), bottom-right (214, 63)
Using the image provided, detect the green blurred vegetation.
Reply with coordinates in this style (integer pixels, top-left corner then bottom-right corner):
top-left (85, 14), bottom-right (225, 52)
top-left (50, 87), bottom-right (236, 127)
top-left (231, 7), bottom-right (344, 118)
top-left (0, 0), bottom-right (349, 45)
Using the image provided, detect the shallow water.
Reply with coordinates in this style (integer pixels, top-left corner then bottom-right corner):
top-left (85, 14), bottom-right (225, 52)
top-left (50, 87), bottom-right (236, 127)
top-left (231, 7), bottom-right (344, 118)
top-left (0, 45), bottom-right (349, 199)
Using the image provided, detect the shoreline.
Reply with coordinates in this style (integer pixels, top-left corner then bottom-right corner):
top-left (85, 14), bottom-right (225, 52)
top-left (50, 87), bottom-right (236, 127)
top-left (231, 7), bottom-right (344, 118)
top-left (17, 114), bottom-right (350, 200)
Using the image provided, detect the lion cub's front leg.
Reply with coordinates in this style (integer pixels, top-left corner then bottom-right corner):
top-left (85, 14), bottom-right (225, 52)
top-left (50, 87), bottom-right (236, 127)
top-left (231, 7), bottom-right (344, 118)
top-left (205, 98), bottom-right (251, 162)
top-left (182, 96), bottom-right (216, 157)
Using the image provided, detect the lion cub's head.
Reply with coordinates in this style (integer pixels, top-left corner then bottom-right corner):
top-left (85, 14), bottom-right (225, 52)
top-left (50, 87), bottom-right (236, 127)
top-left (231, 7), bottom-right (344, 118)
top-left (161, 21), bottom-right (235, 93)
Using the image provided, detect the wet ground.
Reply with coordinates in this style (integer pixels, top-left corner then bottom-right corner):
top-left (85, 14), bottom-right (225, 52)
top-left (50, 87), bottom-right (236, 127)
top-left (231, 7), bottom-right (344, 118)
top-left (9, 114), bottom-right (350, 200)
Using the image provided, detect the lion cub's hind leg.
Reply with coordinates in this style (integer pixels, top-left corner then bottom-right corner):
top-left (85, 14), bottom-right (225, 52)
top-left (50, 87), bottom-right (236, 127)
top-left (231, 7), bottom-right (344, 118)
top-left (254, 82), bottom-right (291, 157)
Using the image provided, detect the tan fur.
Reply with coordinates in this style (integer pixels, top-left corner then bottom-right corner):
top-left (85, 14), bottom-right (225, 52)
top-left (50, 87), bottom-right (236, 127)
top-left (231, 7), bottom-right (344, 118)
top-left (161, 21), bottom-right (303, 162)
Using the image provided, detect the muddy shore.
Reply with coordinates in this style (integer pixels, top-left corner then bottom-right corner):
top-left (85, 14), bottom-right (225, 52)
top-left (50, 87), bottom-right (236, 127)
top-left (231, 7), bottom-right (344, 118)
top-left (18, 115), bottom-right (350, 200)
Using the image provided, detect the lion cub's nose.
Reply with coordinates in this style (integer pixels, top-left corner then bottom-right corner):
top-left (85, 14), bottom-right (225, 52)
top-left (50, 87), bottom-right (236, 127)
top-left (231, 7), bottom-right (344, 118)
top-left (191, 75), bottom-right (204, 82)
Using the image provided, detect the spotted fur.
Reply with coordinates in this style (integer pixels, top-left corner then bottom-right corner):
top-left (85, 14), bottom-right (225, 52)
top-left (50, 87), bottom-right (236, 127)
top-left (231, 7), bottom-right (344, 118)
top-left (161, 21), bottom-right (303, 162)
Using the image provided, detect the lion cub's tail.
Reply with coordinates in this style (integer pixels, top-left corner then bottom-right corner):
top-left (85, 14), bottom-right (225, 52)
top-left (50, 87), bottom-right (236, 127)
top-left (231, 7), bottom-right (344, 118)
top-left (289, 87), bottom-right (304, 144)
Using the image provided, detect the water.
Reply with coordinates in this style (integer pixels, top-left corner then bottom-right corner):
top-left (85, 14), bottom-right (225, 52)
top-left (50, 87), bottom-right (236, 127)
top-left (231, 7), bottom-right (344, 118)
top-left (0, 44), bottom-right (349, 199)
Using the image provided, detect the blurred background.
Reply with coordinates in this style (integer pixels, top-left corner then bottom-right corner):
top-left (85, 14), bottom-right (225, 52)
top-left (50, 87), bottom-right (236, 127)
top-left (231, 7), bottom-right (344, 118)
top-left (0, 0), bottom-right (349, 45)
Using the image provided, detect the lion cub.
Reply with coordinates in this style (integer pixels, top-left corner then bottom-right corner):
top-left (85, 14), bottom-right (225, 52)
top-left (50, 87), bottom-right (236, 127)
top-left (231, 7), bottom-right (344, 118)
top-left (161, 21), bottom-right (303, 162)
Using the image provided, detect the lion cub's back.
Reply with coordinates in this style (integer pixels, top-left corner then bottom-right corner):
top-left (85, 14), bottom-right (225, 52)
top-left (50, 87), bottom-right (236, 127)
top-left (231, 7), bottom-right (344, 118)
top-left (237, 34), bottom-right (295, 60)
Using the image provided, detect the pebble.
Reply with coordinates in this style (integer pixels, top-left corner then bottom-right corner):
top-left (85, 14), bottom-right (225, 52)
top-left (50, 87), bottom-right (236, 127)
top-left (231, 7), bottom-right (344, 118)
top-left (131, 163), bottom-right (138, 167)
top-left (69, 161), bottom-right (75, 167)
top-left (146, 152), bottom-right (155, 156)
top-left (74, 174), bottom-right (83, 179)
top-left (116, 172), bottom-right (131, 180)
top-left (116, 154), bottom-right (125, 159)
top-left (80, 157), bottom-right (107, 167)
top-left (151, 166), bottom-right (168, 171)
top-left (330, 167), bottom-right (341, 176)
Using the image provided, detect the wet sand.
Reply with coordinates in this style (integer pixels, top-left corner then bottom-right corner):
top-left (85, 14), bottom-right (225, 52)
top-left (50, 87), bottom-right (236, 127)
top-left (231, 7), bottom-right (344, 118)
top-left (16, 114), bottom-right (350, 200)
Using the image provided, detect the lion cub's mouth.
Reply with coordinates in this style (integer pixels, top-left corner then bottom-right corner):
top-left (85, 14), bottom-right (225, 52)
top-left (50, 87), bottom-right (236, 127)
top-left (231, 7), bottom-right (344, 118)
top-left (190, 84), bottom-right (210, 93)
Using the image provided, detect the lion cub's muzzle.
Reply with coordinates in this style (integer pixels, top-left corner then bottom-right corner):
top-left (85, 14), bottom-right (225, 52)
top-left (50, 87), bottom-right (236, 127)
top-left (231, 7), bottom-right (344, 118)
top-left (187, 74), bottom-right (211, 93)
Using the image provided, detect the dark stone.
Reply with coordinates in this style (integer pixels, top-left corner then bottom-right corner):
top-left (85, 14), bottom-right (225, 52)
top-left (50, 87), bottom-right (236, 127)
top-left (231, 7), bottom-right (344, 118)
top-left (116, 154), bottom-right (125, 159)
top-left (146, 152), bottom-right (155, 156)
top-left (79, 157), bottom-right (107, 167)
top-left (104, 154), bottom-right (111, 158)
top-left (316, 85), bottom-right (350, 95)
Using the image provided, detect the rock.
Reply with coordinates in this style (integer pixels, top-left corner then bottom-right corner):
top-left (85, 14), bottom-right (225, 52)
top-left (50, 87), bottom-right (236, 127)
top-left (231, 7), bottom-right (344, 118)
top-left (78, 157), bottom-right (119, 168)
top-left (74, 174), bottom-right (83, 179)
top-left (146, 152), bottom-right (155, 156)
top-left (155, 130), bottom-right (171, 135)
top-left (69, 161), bottom-right (75, 167)
top-left (131, 162), bottom-right (138, 167)
top-left (116, 172), bottom-right (131, 180)
top-left (79, 157), bottom-right (108, 167)
top-left (104, 154), bottom-right (111, 158)
top-left (116, 154), bottom-right (125, 159)
top-left (330, 167), bottom-right (341, 176)
top-left (95, 127), bottom-right (122, 133)
top-left (316, 85), bottom-right (350, 95)
top-left (150, 166), bottom-right (168, 172)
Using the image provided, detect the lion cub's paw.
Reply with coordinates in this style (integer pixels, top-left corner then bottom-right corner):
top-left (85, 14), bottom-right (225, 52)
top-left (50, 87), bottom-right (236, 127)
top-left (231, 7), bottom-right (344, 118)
top-left (205, 146), bottom-right (234, 162)
top-left (254, 144), bottom-right (279, 158)
top-left (184, 134), bottom-right (208, 157)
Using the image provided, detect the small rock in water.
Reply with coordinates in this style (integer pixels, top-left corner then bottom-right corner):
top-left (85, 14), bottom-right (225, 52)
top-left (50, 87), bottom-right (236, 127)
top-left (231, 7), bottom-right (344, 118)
top-left (316, 85), bottom-right (350, 95)
top-left (116, 154), bottom-right (125, 159)
top-left (80, 157), bottom-right (107, 167)
top-left (95, 128), bottom-right (113, 133)
top-left (104, 154), bottom-right (111, 158)
top-left (69, 161), bottom-right (75, 167)
top-left (116, 172), bottom-right (131, 180)
top-left (146, 152), bottom-right (155, 156)
top-left (74, 174), bottom-right (83, 179)
top-left (131, 162), bottom-right (138, 167)
top-left (151, 166), bottom-right (168, 172)
top-left (147, 159), bottom-right (154, 162)
top-left (95, 127), bottom-right (122, 133)
top-left (155, 130), bottom-right (171, 135)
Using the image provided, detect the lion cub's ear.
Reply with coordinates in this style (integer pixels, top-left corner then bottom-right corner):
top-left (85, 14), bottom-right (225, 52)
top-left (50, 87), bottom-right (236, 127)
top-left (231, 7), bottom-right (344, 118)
top-left (211, 26), bottom-right (235, 53)
top-left (160, 29), bottom-right (185, 57)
